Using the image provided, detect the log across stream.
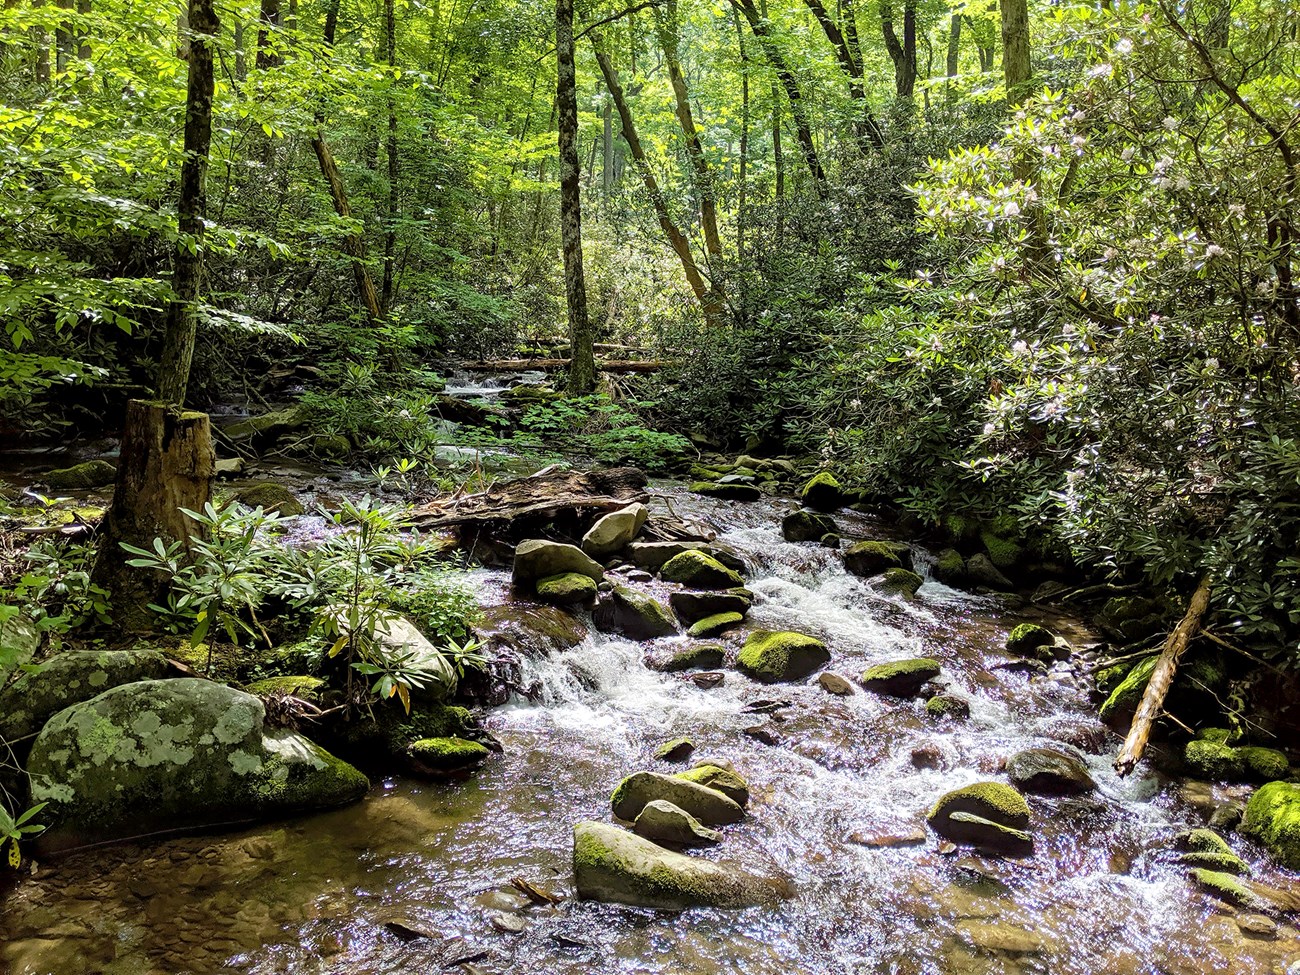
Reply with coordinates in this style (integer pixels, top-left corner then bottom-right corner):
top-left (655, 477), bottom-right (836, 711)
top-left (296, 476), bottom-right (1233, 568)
top-left (1, 485), bottom-right (1297, 974)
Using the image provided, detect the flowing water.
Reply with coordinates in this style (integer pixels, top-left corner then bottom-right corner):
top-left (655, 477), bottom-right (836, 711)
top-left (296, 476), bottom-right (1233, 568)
top-left (1, 487), bottom-right (1297, 975)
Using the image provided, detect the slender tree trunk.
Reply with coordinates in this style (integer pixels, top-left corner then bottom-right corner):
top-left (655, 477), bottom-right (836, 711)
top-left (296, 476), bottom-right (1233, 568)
top-left (999, 0), bottom-right (1031, 106)
top-left (158, 0), bottom-right (218, 405)
top-left (802, 0), bottom-right (883, 149)
top-left (880, 1), bottom-right (917, 98)
top-left (735, 8), bottom-right (749, 262)
top-left (75, 0), bottom-right (89, 60)
top-left (946, 11), bottom-right (961, 77)
top-left (381, 0), bottom-right (399, 317)
top-left (54, 0), bottom-right (70, 72)
top-left (255, 0), bottom-right (281, 69)
top-left (593, 34), bottom-right (725, 324)
top-left (234, 21), bottom-right (246, 81)
top-left (558, 0), bottom-right (594, 393)
top-left (33, 0), bottom-right (50, 81)
top-left (601, 98), bottom-right (613, 200)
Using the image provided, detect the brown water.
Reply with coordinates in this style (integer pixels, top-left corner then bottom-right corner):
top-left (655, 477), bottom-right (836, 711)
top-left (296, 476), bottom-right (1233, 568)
top-left (1, 488), bottom-right (1296, 975)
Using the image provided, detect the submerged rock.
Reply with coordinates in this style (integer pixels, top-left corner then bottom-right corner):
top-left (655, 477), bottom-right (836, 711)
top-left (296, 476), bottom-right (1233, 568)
top-left (632, 800), bottom-right (721, 846)
top-left (406, 736), bottom-right (490, 776)
top-left (581, 503), bottom-right (649, 558)
top-left (593, 586), bottom-right (678, 640)
top-left (1188, 869), bottom-right (1274, 913)
top-left (673, 764), bottom-right (751, 807)
top-left (927, 782), bottom-right (1032, 855)
top-left (781, 510), bottom-right (837, 543)
top-left (28, 678), bottom-right (368, 852)
top-left (611, 771), bottom-right (745, 825)
top-left (660, 550), bottom-right (745, 589)
top-left (859, 658), bottom-right (940, 697)
top-left (1240, 781), bottom-right (1300, 869)
top-left (799, 471), bottom-right (844, 512)
top-left (669, 589), bottom-right (752, 624)
top-left (512, 539), bottom-right (604, 587)
top-left (572, 822), bottom-right (789, 909)
top-left (0, 649), bottom-right (173, 745)
top-left (45, 459), bottom-right (116, 489)
top-left (843, 540), bottom-right (913, 578)
top-left (535, 572), bottom-right (599, 605)
top-left (686, 612), bottom-right (744, 638)
top-left (477, 603), bottom-right (589, 655)
top-left (1005, 748), bottom-right (1096, 795)
top-left (736, 631), bottom-right (829, 684)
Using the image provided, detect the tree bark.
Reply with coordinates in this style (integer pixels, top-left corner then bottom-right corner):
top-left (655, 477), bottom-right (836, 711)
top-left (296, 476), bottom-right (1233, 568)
top-left (801, 0), bottom-right (883, 149)
top-left (255, 0), bottom-right (281, 69)
top-left (381, 0), bottom-right (399, 318)
top-left (880, 1), bottom-right (917, 98)
top-left (735, 8), bottom-right (749, 261)
top-left (946, 11), bottom-right (961, 77)
top-left (557, 0), bottom-right (595, 394)
top-left (75, 0), bottom-right (89, 60)
top-left (92, 402), bottom-right (216, 631)
top-left (158, 0), bottom-right (218, 405)
top-left (1114, 578), bottom-right (1213, 777)
top-left (54, 0), bottom-right (70, 73)
top-left (999, 0), bottom-right (1031, 106)
top-left (34, 0), bottom-right (50, 82)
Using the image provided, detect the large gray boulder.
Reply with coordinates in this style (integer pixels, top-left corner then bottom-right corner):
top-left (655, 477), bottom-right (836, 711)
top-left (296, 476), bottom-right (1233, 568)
top-left (632, 800), bottom-right (721, 846)
top-left (1006, 747), bottom-right (1096, 795)
top-left (512, 539), bottom-right (604, 588)
top-left (581, 503), bottom-right (649, 558)
top-left (573, 822), bottom-right (790, 909)
top-left (28, 678), bottom-right (369, 852)
top-left (611, 770), bottom-right (745, 825)
top-left (593, 586), bottom-right (678, 640)
top-left (0, 649), bottom-right (173, 744)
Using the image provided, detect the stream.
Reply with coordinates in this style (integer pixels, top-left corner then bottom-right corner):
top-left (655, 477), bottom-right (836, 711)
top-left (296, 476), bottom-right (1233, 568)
top-left (1, 482), bottom-right (1297, 974)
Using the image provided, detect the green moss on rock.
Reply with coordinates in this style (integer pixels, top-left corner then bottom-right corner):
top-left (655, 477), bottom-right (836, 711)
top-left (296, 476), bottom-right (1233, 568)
top-left (232, 482), bottom-right (304, 517)
top-left (1006, 623), bottom-right (1054, 658)
top-left (1175, 851), bottom-right (1250, 875)
top-left (1177, 827), bottom-right (1234, 856)
top-left (687, 612), bottom-right (744, 638)
top-left (843, 540), bottom-right (913, 578)
top-left (799, 471), bottom-right (843, 512)
top-left (782, 510), bottom-right (837, 543)
top-left (1241, 781), bottom-right (1300, 869)
top-left (245, 675), bottom-right (324, 699)
top-left (980, 531), bottom-right (1023, 570)
top-left (928, 781), bottom-right (1031, 831)
top-left (860, 658), bottom-right (941, 697)
top-left (879, 568), bottom-right (924, 597)
top-left (932, 549), bottom-right (967, 587)
top-left (659, 644), bottom-right (726, 672)
top-left (45, 459), bottom-right (116, 489)
top-left (1098, 656), bottom-right (1159, 725)
top-left (1184, 740), bottom-right (1245, 781)
top-left (593, 586), bottom-right (678, 640)
top-left (1188, 869), bottom-right (1270, 912)
top-left (660, 550), bottom-right (745, 589)
top-left (736, 631), bottom-right (829, 684)
top-left (673, 764), bottom-right (750, 807)
top-left (406, 736), bottom-right (489, 774)
top-left (926, 694), bottom-right (970, 721)
top-left (1238, 747), bottom-right (1290, 783)
top-left (536, 572), bottom-right (598, 605)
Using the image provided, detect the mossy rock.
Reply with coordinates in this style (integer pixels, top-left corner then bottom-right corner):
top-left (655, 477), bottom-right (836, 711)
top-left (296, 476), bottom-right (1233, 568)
top-left (1175, 851), bottom-right (1250, 875)
top-left (1005, 623), bottom-right (1055, 658)
top-left (942, 513), bottom-right (980, 544)
top-left (536, 572), bottom-right (599, 605)
top-left (1238, 747), bottom-right (1290, 783)
top-left (782, 510), bottom-right (837, 543)
top-left (1184, 740), bottom-right (1243, 780)
top-left (1093, 662), bottom-right (1132, 696)
top-left (501, 384), bottom-right (561, 405)
top-left (406, 736), bottom-right (489, 775)
top-left (926, 694), bottom-right (970, 721)
top-left (245, 675), bottom-right (324, 700)
top-left (941, 811), bottom-right (1034, 857)
top-left (1188, 869), bottom-right (1271, 912)
top-left (1176, 827), bottom-right (1235, 856)
top-left (28, 678), bottom-right (368, 852)
top-left (654, 737), bottom-right (695, 762)
top-left (928, 781), bottom-right (1031, 833)
top-left (673, 764), bottom-right (750, 807)
top-left (687, 612), bottom-right (744, 639)
top-left (736, 630), bottom-right (829, 684)
top-left (859, 658), bottom-right (941, 697)
top-left (799, 471), bottom-right (844, 513)
top-left (311, 434), bottom-right (352, 460)
top-left (931, 549), bottom-right (967, 587)
top-left (1098, 656), bottom-right (1160, 725)
top-left (965, 554), bottom-right (1015, 591)
top-left (878, 568), bottom-right (924, 598)
top-left (843, 540), bottom-right (913, 578)
top-left (660, 550), bottom-right (745, 589)
top-left (572, 822), bottom-right (788, 910)
top-left (669, 589), bottom-right (751, 624)
top-left (1240, 781), bottom-right (1300, 869)
top-left (980, 530), bottom-right (1023, 571)
top-left (1195, 727), bottom-right (1240, 745)
top-left (593, 586), bottom-right (678, 640)
top-left (223, 406), bottom-right (306, 442)
top-left (610, 770), bottom-right (744, 825)
top-left (232, 482), bottom-right (304, 517)
top-left (690, 481), bottom-right (762, 502)
top-left (1095, 596), bottom-right (1167, 642)
top-left (658, 644), bottom-right (726, 673)
top-left (512, 539), bottom-right (604, 587)
top-left (45, 459), bottom-right (116, 489)
top-left (1006, 747), bottom-right (1096, 795)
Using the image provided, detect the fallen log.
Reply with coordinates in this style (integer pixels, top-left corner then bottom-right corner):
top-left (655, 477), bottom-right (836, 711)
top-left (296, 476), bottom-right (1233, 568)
top-left (1113, 576), bottom-right (1212, 777)
top-left (457, 358), bottom-right (672, 374)
top-left (409, 466), bottom-right (649, 529)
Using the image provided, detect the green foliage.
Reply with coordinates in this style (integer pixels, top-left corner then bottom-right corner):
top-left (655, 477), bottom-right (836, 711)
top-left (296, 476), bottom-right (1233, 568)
top-left (0, 800), bottom-right (46, 869)
top-left (3, 539), bottom-right (112, 639)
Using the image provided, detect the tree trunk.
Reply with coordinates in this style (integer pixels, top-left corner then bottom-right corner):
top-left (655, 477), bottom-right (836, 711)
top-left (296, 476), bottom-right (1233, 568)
top-left (999, 0), bottom-right (1031, 106)
top-left (54, 0), bottom-right (70, 73)
top-left (592, 34), bottom-right (726, 325)
top-left (34, 0), bottom-right (49, 82)
top-left (880, 1), bottom-right (917, 98)
top-left (735, 8), bottom-right (749, 261)
top-left (946, 11), bottom-right (961, 77)
top-left (158, 0), bottom-right (218, 405)
top-left (75, 0), bottom-right (89, 60)
top-left (93, 402), bottom-right (216, 631)
top-left (557, 0), bottom-right (594, 394)
top-left (1114, 578), bottom-right (1213, 777)
top-left (802, 0), bottom-right (883, 148)
top-left (381, 0), bottom-right (398, 318)
top-left (255, 0), bottom-right (281, 69)
top-left (601, 98), bottom-right (614, 200)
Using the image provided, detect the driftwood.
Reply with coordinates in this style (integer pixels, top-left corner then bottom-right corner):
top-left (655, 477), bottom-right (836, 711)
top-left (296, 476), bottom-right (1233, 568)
top-left (409, 466), bottom-right (649, 529)
top-left (458, 358), bottom-right (671, 374)
top-left (1114, 576), bottom-right (1212, 777)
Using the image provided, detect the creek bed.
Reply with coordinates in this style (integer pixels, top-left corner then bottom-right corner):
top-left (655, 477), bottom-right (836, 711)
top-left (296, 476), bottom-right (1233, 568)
top-left (1, 486), bottom-right (1296, 974)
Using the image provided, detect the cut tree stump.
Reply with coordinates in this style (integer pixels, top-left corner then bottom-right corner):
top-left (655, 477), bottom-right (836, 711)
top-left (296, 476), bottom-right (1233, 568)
top-left (92, 400), bottom-right (216, 630)
top-left (409, 466), bottom-right (648, 532)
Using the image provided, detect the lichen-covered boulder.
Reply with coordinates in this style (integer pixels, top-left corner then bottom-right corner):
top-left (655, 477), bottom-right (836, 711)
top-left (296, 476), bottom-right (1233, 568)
top-left (535, 572), bottom-right (599, 605)
top-left (593, 586), bottom-right (678, 640)
top-left (799, 471), bottom-right (843, 512)
top-left (736, 631), bottom-right (829, 684)
top-left (45, 459), bottom-right (116, 489)
top-left (581, 503), bottom-right (649, 558)
top-left (231, 481), bottom-right (304, 517)
top-left (28, 678), bottom-right (368, 852)
top-left (687, 612), bottom-right (744, 639)
top-left (669, 589), bottom-right (752, 624)
top-left (0, 649), bottom-right (173, 745)
top-left (1006, 748), bottom-right (1095, 795)
top-left (859, 658), bottom-right (940, 697)
top-left (843, 540), bottom-right (913, 578)
top-left (632, 800), bottom-right (721, 846)
top-left (573, 822), bottom-right (789, 909)
top-left (512, 539), bottom-right (604, 587)
top-left (0, 612), bottom-right (39, 685)
top-left (781, 510), bottom-right (837, 543)
top-left (673, 764), bottom-right (750, 807)
top-left (405, 736), bottom-right (490, 776)
top-left (1005, 623), bottom-right (1055, 659)
top-left (655, 644), bottom-right (726, 673)
top-left (611, 771), bottom-right (744, 825)
top-left (660, 551), bottom-right (745, 589)
top-left (878, 568), bottom-right (923, 598)
top-left (1241, 781), bottom-right (1300, 869)
top-left (690, 481), bottom-right (762, 502)
top-left (927, 782), bottom-right (1033, 856)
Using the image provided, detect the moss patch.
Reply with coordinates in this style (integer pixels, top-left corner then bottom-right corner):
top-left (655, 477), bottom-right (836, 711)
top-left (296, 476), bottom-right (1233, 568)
top-left (1006, 623), bottom-right (1054, 658)
top-left (536, 572), bottom-right (598, 605)
top-left (878, 568), bottom-right (924, 598)
top-left (736, 630), bottom-right (829, 684)
top-left (1241, 781), bottom-right (1300, 870)
top-left (843, 540), bottom-right (913, 578)
top-left (1184, 740), bottom-right (1244, 781)
top-left (660, 550), bottom-right (745, 589)
top-left (673, 765), bottom-right (750, 806)
top-left (860, 657), bottom-right (941, 697)
top-left (927, 781), bottom-right (1031, 831)
top-left (687, 612), bottom-right (744, 639)
top-left (799, 471), bottom-right (843, 512)
top-left (406, 736), bottom-right (489, 772)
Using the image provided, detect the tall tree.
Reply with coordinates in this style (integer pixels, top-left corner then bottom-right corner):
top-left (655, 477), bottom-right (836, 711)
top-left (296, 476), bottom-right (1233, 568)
top-left (557, 0), bottom-right (594, 392)
top-left (999, 0), bottom-right (1030, 105)
top-left (880, 1), bottom-right (918, 98)
top-left (381, 0), bottom-right (399, 317)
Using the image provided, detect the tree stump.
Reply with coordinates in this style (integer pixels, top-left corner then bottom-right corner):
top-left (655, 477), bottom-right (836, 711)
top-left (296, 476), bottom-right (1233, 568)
top-left (92, 400), bottom-right (216, 630)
